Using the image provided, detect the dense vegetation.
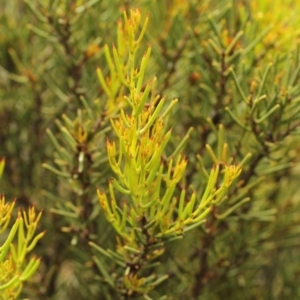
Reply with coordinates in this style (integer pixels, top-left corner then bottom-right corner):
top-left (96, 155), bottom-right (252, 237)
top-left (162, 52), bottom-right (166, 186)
top-left (1, 1), bottom-right (300, 299)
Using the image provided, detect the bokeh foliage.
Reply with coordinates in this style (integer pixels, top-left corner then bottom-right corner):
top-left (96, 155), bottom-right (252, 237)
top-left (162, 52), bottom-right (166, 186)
top-left (1, 0), bottom-right (300, 299)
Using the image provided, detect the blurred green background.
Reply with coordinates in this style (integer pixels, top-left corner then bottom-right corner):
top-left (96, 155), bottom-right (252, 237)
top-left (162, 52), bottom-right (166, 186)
top-left (1, 0), bottom-right (300, 299)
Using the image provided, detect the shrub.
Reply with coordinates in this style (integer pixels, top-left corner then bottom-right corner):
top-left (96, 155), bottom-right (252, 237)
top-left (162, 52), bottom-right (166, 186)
top-left (1, 1), bottom-right (300, 299)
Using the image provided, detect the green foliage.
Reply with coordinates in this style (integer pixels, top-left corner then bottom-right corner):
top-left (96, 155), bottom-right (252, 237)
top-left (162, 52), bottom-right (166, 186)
top-left (0, 161), bottom-right (44, 299)
top-left (1, 0), bottom-right (300, 299)
top-left (90, 10), bottom-right (242, 297)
